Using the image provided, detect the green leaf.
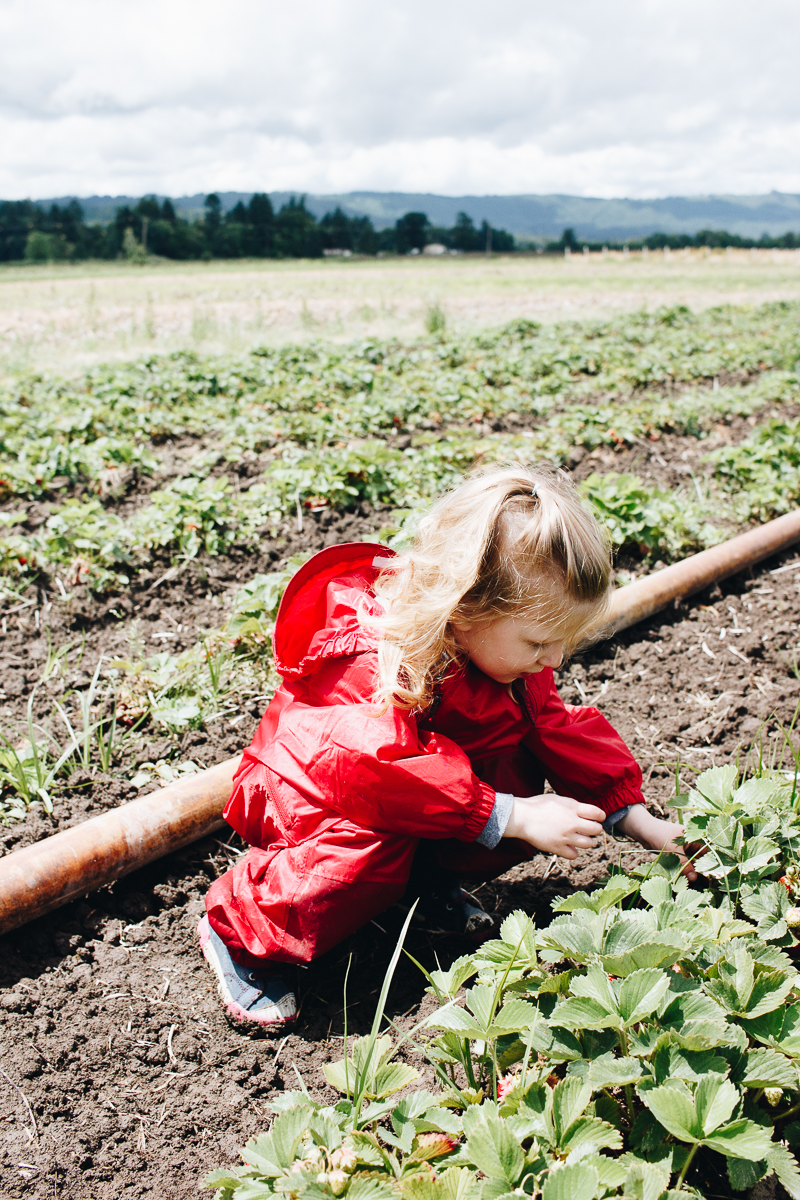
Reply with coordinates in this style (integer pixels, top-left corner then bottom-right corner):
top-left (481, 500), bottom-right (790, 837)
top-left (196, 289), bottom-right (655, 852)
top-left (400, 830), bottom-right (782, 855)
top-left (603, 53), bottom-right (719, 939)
top-left (618, 968), bottom-right (671, 1026)
top-left (653, 1047), bottom-right (728, 1084)
top-left (558, 1116), bottom-right (622, 1154)
top-left (600, 933), bottom-right (687, 977)
top-left (541, 1162), bottom-right (600, 1200)
top-left (639, 877), bottom-right (673, 907)
top-left (552, 878), bottom-right (639, 913)
top-left (461, 1103), bottom-right (524, 1186)
top-left (536, 969), bottom-right (577, 996)
top-left (586, 1053), bottom-right (644, 1088)
top-left (529, 1022), bottom-right (584, 1063)
top-left (498, 910), bottom-right (537, 959)
top-left (426, 955), bottom-right (477, 1000)
top-left (466, 985), bottom-right (496, 1031)
top-left (202, 1167), bottom-right (250, 1188)
top-left (740, 1048), bottom-right (798, 1089)
top-left (746, 970), bottom-right (797, 1019)
top-left (229, 1182), bottom-right (276, 1200)
top-left (323, 1060), bottom-right (353, 1094)
top-left (727, 1156), bottom-right (767, 1193)
top-left (425, 1006), bottom-right (487, 1041)
top-left (586, 1155), bottom-right (627, 1190)
top-left (241, 1132), bottom-right (284, 1177)
top-left (269, 1107), bottom-right (313, 1167)
top-left (670, 1019), bottom-right (733, 1052)
top-left (571, 963), bottom-right (618, 1011)
top-left (493, 999), bottom-right (539, 1033)
top-left (347, 1180), bottom-right (401, 1200)
top-left (548, 997), bottom-right (620, 1031)
top-left (371, 1061), bottom-right (420, 1099)
top-left (695, 764), bottom-right (738, 805)
top-left (551, 1077), bottom-right (591, 1143)
top-left (551, 892), bottom-right (597, 913)
top-left (622, 1157), bottom-right (672, 1200)
top-left (694, 1075), bottom-right (738, 1136)
top-left (767, 1143), bottom-right (800, 1200)
top-left (637, 1083), bottom-right (700, 1142)
top-left (702, 1118), bottom-right (773, 1160)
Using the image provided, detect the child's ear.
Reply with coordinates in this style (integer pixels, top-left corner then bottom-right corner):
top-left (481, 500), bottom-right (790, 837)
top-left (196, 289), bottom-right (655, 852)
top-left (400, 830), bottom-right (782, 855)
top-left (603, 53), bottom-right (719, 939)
top-left (450, 620), bottom-right (473, 632)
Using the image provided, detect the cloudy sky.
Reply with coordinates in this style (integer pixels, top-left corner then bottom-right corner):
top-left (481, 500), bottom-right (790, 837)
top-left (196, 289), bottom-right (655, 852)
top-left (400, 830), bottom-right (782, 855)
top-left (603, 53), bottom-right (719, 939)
top-left (1, 0), bottom-right (799, 201)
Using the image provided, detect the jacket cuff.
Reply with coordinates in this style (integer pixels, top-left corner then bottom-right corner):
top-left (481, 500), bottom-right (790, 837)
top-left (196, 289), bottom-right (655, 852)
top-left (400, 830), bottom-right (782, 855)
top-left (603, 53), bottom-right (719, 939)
top-left (465, 782), bottom-right (500, 841)
top-left (475, 792), bottom-right (515, 849)
top-left (598, 781), bottom-right (645, 818)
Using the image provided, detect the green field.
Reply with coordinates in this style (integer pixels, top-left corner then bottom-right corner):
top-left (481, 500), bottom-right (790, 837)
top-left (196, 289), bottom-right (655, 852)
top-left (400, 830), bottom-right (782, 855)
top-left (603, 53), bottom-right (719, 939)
top-left (2, 267), bottom-right (800, 1198)
top-left (2, 249), bottom-right (800, 378)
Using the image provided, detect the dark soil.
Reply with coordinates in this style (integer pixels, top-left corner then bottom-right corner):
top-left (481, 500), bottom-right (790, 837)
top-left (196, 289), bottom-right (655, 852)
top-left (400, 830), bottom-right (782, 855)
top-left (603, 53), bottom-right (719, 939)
top-left (2, 429), bottom-right (800, 1197)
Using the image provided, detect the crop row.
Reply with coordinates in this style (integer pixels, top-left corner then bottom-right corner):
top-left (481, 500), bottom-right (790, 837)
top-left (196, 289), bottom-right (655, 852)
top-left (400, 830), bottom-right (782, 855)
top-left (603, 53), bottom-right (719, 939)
top-left (205, 763), bottom-right (800, 1200)
top-left (0, 303), bottom-right (798, 592)
top-left (2, 303), bottom-right (799, 499)
top-left (1, 400), bottom-right (798, 593)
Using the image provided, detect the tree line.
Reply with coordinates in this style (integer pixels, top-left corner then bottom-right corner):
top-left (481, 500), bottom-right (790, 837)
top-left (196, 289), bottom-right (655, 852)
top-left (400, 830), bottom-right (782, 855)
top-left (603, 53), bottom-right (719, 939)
top-left (549, 226), bottom-right (800, 252)
top-left (2, 197), bottom-right (797, 264)
top-left (0, 194), bottom-right (515, 263)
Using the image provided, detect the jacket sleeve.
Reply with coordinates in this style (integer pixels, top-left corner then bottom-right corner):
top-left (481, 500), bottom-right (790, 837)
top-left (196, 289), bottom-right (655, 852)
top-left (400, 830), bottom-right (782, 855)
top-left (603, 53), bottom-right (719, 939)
top-left (523, 671), bottom-right (644, 816)
top-left (260, 652), bottom-right (496, 841)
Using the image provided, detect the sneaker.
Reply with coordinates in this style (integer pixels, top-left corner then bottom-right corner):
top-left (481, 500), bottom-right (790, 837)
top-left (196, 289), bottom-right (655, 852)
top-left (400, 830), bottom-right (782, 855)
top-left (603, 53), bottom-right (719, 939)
top-left (413, 886), bottom-right (495, 941)
top-left (197, 915), bottom-right (297, 1027)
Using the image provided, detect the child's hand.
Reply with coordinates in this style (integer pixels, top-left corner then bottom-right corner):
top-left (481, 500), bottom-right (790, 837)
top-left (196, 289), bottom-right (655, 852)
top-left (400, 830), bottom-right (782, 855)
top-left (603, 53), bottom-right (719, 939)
top-left (615, 805), bottom-right (698, 881)
top-left (504, 794), bottom-right (606, 860)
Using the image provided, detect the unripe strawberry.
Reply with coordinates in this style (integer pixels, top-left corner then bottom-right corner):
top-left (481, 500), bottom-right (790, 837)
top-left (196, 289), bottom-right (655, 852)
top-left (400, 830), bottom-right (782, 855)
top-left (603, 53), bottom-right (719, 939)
top-left (328, 1170), bottom-right (348, 1195)
top-left (786, 908), bottom-right (800, 929)
top-left (765, 1088), bottom-right (783, 1107)
top-left (330, 1146), bottom-right (358, 1172)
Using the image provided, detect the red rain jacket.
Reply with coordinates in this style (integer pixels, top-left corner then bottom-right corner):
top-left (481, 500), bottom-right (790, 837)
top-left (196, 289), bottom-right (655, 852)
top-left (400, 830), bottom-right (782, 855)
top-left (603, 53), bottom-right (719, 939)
top-left (206, 543), bottom-right (644, 965)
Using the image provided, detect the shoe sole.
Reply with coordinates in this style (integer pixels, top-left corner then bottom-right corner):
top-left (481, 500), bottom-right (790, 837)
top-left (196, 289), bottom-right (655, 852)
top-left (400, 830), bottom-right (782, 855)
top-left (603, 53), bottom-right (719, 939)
top-left (197, 916), bottom-right (298, 1028)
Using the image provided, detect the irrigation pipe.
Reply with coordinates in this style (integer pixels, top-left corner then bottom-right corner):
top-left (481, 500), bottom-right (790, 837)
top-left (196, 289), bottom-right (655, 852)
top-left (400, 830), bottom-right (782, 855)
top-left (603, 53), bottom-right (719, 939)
top-left (1, 507), bottom-right (800, 937)
top-left (598, 507), bottom-right (800, 636)
top-left (0, 757), bottom-right (237, 935)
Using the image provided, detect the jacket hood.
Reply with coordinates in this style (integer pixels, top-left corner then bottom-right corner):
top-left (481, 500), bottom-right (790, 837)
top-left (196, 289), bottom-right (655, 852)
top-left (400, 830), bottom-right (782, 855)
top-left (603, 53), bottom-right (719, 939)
top-left (273, 542), bottom-right (396, 680)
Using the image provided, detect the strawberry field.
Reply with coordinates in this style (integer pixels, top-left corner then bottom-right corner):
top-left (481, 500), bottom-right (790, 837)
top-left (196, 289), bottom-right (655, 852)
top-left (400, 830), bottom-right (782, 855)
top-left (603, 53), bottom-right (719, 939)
top-left (1, 300), bottom-right (800, 1199)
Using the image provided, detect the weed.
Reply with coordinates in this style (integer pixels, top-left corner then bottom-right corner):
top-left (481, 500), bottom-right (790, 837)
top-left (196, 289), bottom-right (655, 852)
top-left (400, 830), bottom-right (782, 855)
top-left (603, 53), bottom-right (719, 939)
top-left (0, 688), bottom-right (77, 819)
top-left (424, 302), bottom-right (446, 337)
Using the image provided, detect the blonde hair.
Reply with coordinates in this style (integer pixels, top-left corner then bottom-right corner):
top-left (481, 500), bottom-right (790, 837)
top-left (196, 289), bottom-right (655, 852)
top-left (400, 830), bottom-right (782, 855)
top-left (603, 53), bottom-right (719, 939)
top-left (373, 463), bottom-right (612, 711)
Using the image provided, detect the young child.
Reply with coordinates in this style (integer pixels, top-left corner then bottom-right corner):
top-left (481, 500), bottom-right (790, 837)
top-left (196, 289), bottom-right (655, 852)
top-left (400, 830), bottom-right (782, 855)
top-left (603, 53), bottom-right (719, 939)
top-left (198, 464), bottom-right (686, 1027)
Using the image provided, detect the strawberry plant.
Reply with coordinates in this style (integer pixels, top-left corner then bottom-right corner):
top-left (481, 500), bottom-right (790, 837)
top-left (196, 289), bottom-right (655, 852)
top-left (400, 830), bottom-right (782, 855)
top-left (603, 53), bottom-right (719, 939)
top-left (129, 474), bottom-right (236, 559)
top-left (207, 763), bottom-right (800, 1200)
top-left (707, 417), bottom-right (800, 522)
top-left (669, 764), bottom-right (800, 932)
top-left (579, 472), bottom-right (723, 560)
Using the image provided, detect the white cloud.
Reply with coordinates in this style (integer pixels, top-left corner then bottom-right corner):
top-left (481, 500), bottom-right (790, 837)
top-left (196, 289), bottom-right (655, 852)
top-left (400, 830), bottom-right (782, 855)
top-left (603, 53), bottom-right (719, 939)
top-left (1, 0), bottom-right (799, 198)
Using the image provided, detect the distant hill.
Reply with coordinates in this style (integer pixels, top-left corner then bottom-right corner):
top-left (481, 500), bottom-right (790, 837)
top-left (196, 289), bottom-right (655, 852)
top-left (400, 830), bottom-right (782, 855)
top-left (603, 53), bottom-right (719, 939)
top-left (32, 190), bottom-right (800, 241)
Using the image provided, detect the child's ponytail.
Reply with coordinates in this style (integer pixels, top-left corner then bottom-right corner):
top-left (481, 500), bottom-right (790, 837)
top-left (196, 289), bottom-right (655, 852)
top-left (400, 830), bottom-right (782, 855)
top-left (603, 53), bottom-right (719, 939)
top-left (373, 463), bottom-right (612, 711)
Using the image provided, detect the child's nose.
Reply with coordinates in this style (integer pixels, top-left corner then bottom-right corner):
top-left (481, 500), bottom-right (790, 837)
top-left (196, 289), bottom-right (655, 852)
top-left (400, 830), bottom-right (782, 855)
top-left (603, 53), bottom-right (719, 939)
top-left (538, 644), bottom-right (564, 669)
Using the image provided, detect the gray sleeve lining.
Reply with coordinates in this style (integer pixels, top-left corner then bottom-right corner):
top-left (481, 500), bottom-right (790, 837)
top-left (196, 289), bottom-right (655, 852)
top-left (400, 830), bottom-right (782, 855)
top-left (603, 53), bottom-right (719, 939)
top-left (475, 792), bottom-right (515, 849)
top-left (602, 805), bottom-right (632, 836)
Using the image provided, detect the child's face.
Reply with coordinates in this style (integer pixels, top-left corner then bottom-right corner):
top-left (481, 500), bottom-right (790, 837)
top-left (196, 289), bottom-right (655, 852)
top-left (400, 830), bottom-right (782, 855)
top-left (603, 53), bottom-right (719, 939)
top-left (451, 605), bottom-right (595, 685)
